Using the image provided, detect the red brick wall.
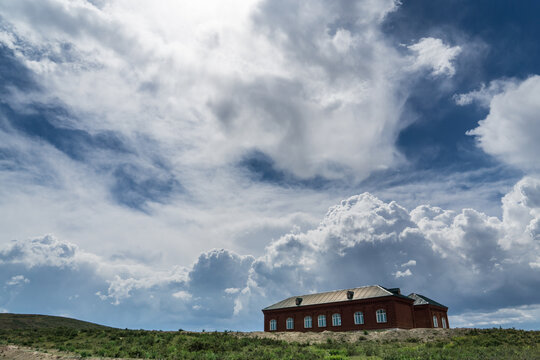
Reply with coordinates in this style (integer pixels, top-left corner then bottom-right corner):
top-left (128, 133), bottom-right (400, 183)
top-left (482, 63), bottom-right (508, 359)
top-left (413, 306), bottom-right (431, 328)
top-left (394, 300), bottom-right (415, 329)
top-left (412, 305), bottom-right (449, 328)
top-left (263, 296), bottom-right (416, 332)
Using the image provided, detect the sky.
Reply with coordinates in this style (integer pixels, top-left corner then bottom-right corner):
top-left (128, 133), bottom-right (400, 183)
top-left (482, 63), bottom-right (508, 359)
top-left (1, 0), bottom-right (540, 331)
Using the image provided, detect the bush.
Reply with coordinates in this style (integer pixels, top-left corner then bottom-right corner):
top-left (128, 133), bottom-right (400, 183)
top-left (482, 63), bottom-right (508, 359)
top-left (0, 327), bottom-right (538, 360)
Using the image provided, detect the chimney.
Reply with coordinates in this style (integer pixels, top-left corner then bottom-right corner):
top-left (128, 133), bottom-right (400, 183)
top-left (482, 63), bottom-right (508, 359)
top-left (388, 288), bottom-right (401, 295)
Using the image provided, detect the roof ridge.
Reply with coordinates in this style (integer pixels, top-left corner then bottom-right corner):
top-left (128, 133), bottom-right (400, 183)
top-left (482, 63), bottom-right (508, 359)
top-left (407, 293), bottom-right (447, 308)
top-left (263, 285), bottom-right (401, 310)
top-left (376, 285), bottom-right (394, 295)
top-left (289, 284), bottom-right (383, 299)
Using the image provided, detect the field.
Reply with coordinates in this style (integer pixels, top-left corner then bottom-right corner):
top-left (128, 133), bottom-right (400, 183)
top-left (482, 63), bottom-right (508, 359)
top-left (0, 315), bottom-right (539, 359)
top-left (0, 314), bottom-right (109, 331)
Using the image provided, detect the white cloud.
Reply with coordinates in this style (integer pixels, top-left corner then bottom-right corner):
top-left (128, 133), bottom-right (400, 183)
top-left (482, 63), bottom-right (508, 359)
top-left (5, 275), bottom-right (30, 286)
top-left (172, 290), bottom-right (192, 301)
top-left (467, 75), bottom-right (540, 172)
top-left (84, 177), bottom-right (536, 317)
top-left (0, 0), bottom-right (473, 281)
top-left (401, 260), bottom-right (416, 267)
top-left (454, 79), bottom-right (517, 107)
top-left (500, 176), bottom-right (540, 249)
top-left (408, 37), bottom-right (461, 77)
top-left (1, 176), bottom-right (540, 329)
top-left (2, 0), bottom-right (537, 331)
top-left (237, 176), bottom-right (540, 323)
top-left (450, 304), bottom-right (540, 328)
top-left (0, 235), bottom-right (80, 269)
top-left (394, 269), bottom-right (412, 278)
top-left (0, 0), bottom-right (453, 184)
top-left (332, 28), bottom-right (355, 53)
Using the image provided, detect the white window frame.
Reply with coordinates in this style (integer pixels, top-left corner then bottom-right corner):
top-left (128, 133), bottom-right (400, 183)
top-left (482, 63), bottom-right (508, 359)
top-left (354, 311), bottom-right (364, 325)
top-left (286, 317), bottom-right (294, 330)
top-left (442, 317), bottom-right (447, 329)
top-left (269, 319), bottom-right (277, 331)
top-left (433, 315), bottom-right (438, 328)
top-left (318, 315), bottom-right (326, 327)
top-left (304, 316), bottom-right (312, 328)
top-left (332, 313), bottom-right (341, 326)
top-left (376, 309), bottom-right (387, 323)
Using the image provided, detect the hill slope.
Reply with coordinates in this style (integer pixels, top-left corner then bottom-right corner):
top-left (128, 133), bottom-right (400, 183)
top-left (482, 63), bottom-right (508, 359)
top-left (0, 313), bottom-right (110, 330)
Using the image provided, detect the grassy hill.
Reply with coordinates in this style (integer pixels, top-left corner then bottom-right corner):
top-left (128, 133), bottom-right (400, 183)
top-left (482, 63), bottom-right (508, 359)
top-left (0, 314), bottom-right (538, 359)
top-left (0, 313), bottom-right (111, 330)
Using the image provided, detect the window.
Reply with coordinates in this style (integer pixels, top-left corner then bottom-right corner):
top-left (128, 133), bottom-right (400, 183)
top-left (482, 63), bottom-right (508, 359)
top-left (332, 313), bottom-right (341, 326)
top-left (286, 317), bottom-right (294, 330)
top-left (269, 319), bottom-right (277, 331)
top-left (442, 317), bottom-right (447, 329)
top-left (304, 316), bottom-right (312, 328)
top-left (433, 316), bottom-right (438, 328)
top-left (354, 311), bottom-right (364, 325)
top-left (376, 309), bottom-right (387, 323)
top-left (318, 315), bottom-right (326, 327)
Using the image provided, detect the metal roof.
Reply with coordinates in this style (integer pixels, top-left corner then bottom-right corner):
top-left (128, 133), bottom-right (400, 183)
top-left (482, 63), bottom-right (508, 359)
top-left (408, 293), bottom-right (447, 308)
top-left (263, 285), bottom-right (396, 311)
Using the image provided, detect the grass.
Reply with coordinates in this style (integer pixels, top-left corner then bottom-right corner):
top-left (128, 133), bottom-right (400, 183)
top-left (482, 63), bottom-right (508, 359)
top-left (0, 313), bottom-right (110, 330)
top-left (0, 315), bottom-right (538, 359)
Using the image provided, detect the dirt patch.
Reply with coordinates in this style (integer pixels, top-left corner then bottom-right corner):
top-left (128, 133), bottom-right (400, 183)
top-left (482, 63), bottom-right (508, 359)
top-left (0, 345), bottom-right (75, 360)
top-left (0, 345), bottom-right (136, 360)
top-left (233, 328), bottom-right (470, 344)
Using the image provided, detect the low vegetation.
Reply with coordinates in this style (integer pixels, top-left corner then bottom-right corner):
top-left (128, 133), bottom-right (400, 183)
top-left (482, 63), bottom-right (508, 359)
top-left (0, 315), bottom-right (538, 359)
top-left (0, 313), bottom-right (108, 330)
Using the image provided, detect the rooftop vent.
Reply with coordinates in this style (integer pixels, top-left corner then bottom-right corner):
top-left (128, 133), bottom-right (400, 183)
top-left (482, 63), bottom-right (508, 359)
top-left (388, 288), bottom-right (401, 295)
top-left (347, 290), bottom-right (354, 300)
top-left (295, 297), bottom-right (303, 306)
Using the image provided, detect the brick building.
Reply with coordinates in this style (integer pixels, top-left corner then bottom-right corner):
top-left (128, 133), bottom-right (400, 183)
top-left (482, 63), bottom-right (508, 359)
top-left (262, 285), bottom-right (448, 332)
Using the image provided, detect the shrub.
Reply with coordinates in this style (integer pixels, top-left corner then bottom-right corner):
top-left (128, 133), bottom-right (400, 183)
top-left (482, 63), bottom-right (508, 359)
top-left (324, 355), bottom-right (347, 360)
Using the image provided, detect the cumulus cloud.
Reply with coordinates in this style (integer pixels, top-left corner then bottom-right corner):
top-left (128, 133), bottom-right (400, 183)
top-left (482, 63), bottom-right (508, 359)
top-left (0, 0), bottom-right (471, 276)
top-left (1, 177), bottom-right (540, 329)
top-left (394, 269), bottom-right (412, 278)
top-left (408, 37), bottom-right (461, 77)
top-left (0, 235), bottom-right (80, 268)
top-left (465, 76), bottom-right (540, 172)
top-left (238, 177), bottom-right (540, 326)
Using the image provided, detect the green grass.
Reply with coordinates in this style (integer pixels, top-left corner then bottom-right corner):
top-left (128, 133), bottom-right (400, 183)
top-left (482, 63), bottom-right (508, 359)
top-left (0, 313), bottom-right (110, 330)
top-left (0, 315), bottom-right (538, 359)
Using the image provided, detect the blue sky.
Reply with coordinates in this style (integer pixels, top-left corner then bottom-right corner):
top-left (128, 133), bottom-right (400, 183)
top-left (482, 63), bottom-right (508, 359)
top-left (1, 0), bottom-right (540, 331)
